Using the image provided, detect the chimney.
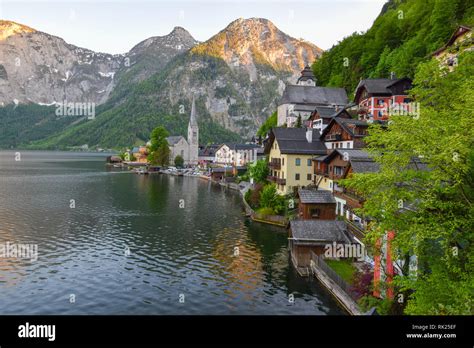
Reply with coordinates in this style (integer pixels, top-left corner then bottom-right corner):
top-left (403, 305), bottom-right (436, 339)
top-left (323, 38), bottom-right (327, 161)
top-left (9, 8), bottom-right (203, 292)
top-left (390, 71), bottom-right (396, 80)
top-left (306, 128), bottom-right (313, 143)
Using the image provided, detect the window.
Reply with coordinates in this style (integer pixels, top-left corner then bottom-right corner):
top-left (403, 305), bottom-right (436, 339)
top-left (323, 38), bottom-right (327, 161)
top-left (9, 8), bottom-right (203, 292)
top-left (307, 173), bottom-right (312, 181)
top-left (282, 158), bottom-right (284, 166)
top-left (295, 173), bottom-right (300, 181)
top-left (329, 182), bottom-right (333, 189)
top-left (310, 208), bottom-right (321, 218)
top-left (307, 159), bottom-right (312, 166)
top-left (378, 110), bottom-right (383, 117)
top-left (295, 158), bottom-right (301, 166)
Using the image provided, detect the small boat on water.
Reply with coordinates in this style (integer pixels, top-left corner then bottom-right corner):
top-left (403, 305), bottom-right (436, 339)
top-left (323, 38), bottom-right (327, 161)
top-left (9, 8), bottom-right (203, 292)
top-left (134, 167), bottom-right (149, 175)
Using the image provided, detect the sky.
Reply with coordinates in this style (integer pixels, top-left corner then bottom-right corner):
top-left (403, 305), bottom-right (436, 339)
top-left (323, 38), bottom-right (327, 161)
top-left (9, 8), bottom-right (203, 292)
top-left (0, 0), bottom-right (387, 54)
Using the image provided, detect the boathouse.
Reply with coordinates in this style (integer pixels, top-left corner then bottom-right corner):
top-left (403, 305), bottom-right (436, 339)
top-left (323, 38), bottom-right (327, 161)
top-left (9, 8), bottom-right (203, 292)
top-left (297, 188), bottom-right (336, 220)
top-left (289, 220), bottom-right (357, 275)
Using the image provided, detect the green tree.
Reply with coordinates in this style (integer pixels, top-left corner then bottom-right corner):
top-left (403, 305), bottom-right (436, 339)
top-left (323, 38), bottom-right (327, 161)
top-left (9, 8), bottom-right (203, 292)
top-left (259, 184), bottom-right (286, 214)
top-left (248, 159), bottom-right (269, 184)
top-left (149, 126), bottom-right (169, 152)
top-left (174, 155), bottom-right (184, 168)
top-left (295, 115), bottom-right (302, 128)
top-left (341, 52), bottom-right (474, 314)
top-left (149, 143), bottom-right (170, 166)
top-left (257, 111), bottom-right (277, 138)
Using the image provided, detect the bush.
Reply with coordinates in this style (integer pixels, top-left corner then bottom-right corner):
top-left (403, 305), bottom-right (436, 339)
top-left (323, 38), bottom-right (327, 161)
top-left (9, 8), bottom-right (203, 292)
top-left (256, 207), bottom-right (275, 216)
top-left (259, 184), bottom-right (286, 215)
top-left (245, 183), bottom-right (263, 209)
top-left (349, 265), bottom-right (373, 300)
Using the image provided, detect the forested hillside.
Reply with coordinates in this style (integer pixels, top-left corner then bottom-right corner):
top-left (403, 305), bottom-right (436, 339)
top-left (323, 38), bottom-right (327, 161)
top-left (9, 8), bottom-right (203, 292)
top-left (312, 0), bottom-right (474, 95)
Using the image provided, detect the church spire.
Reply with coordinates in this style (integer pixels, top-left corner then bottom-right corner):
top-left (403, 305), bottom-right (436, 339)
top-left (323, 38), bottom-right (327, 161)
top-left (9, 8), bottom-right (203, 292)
top-left (190, 95), bottom-right (198, 126)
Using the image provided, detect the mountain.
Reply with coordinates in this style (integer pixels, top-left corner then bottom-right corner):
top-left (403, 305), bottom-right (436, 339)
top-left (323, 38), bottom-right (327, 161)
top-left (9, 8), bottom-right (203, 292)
top-left (22, 18), bottom-right (322, 149)
top-left (0, 20), bottom-right (124, 106)
top-left (0, 21), bottom-right (199, 107)
top-left (0, 18), bottom-right (322, 149)
top-left (312, 0), bottom-right (474, 95)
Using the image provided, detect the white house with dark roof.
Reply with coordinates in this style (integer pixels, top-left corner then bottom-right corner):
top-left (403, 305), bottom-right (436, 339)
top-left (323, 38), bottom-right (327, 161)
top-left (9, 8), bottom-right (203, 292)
top-left (277, 66), bottom-right (348, 128)
top-left (214, 143), bottom-right (260, 167)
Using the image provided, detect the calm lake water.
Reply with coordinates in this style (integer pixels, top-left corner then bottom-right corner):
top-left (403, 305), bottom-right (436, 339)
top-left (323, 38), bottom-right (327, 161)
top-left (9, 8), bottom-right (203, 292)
top-left (0, 151), bottom-right (343, 315)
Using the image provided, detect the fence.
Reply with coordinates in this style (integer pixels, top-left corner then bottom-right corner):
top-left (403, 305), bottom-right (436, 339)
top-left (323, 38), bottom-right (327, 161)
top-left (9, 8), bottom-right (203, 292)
top-left (310, 251), bottom-right (358, 301)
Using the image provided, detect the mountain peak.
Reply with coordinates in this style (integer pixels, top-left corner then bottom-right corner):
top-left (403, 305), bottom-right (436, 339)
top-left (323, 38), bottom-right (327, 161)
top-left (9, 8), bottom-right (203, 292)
top-left (0, 20), bottom-right (36, 40)
top-left (191, 17), bottom-right (322, 75)
top-left (170, 26), bottom-right (191, 36)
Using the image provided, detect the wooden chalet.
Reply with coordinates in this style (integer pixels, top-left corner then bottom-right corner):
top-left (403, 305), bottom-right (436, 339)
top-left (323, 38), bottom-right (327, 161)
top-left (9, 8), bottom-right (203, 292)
top-left (306, 106), bottom-right (351, 134)
top-left (320, 117), bottom-right (369, 150)
top-left (297, 188), bottom-right (336, 220)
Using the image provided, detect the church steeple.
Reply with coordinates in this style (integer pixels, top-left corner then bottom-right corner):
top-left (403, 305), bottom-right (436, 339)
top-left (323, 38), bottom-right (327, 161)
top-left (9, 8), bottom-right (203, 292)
top-left (189, 95), bottom-right (198, 127)
top-left (187, 94), bottom-right (199, 166)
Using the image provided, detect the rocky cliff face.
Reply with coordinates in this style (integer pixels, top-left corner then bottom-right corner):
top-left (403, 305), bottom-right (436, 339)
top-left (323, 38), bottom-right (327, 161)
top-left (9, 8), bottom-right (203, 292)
top-left (192, 18), bottom-right (322, 80)
top-left (145, 18), bottom-right (323, 136)
top-left (0, 21), bottom-right (197, 106)
top-left (0, 20), bottom-right (124, 105)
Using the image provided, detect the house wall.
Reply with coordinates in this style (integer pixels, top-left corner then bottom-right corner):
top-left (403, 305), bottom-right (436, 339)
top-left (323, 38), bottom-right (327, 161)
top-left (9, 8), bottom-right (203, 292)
top-left (277, 104), bottom-right (289, 126)
top-left (269, 140), bottom-right (314, 195)
top-left (291, 244), bottom-right (325, 268)
top-left (299, 202), bottom-right (336, 220)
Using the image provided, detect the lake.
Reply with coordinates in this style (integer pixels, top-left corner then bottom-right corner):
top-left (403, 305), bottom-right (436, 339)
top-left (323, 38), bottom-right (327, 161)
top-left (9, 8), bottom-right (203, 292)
top-left (0, 151), bottom-right (343, 315)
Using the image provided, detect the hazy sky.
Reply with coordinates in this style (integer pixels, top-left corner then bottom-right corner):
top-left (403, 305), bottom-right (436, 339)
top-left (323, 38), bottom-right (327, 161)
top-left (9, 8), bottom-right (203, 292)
top-left (0, 0), bottom-right (387, 54)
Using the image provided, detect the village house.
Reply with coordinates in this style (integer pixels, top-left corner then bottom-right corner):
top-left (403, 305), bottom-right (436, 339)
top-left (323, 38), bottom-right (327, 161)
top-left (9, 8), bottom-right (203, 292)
top-left (264, 127), bottom-right (327, 195)
top-left (354, 75), bottom-right (412, 121)
top-left (313, 148), bottom-right (373, 204)
top-left (297, 188), bottom-right (336, 220)
top-left (131, 146), bottom-right (149, 163)
top-left (306, 106), bottom-right (352, 134)
top-left (277, 66), bottom-right (349, 127)
top-left (320, 117), bottom-right (369, 150)
top-left (198, 144), bottom-right (219, 168)
top-left (433, 25), bottom-right (473, 71)
top-left (288, 220), bottom-right (357, 275)
top-left (214, 143), bottom-right (260, 167)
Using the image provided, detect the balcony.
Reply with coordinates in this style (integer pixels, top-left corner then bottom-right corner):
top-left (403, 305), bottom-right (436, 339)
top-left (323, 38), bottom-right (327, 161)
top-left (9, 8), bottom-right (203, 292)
top-left (267, 175), bottom-right (277, 183)
top-left (325, 133), bottom-right (342, 141)
top-left (276, 178), bottom-right (286, 185)
top-left (269, 160), bottom-right (281, 170)
top-left (267, 175), bottom-right (286, 185)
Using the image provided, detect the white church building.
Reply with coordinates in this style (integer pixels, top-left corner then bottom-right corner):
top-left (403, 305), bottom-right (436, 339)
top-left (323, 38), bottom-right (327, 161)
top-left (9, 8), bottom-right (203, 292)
top-left (167, 96), bottom-right (199, 166)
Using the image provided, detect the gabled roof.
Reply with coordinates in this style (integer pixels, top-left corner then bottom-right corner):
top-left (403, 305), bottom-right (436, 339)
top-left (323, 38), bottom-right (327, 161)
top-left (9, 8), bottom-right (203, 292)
top-left (432, 25), bottom-right (472, 56)
top-left (354, 77), bottom-right (412, 102)
top-left (313, 148), bottom-right (372, 164)
top-left (349, 159), bottom-right (380, 173)
top-left (167, 136), bottom-right (186, 145)
top-left (320, 117), bottom-right (369, 139)
top-left (265, 128), bottom-right (327, 155)
top-left (298, 189), bottom-right (336, 204)
top-left (289, 220), bottom-right (355, 244)
top-left (279, 85), bottom-right (348, 106)
top-left (217, 143), bottom-right (261, 152)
